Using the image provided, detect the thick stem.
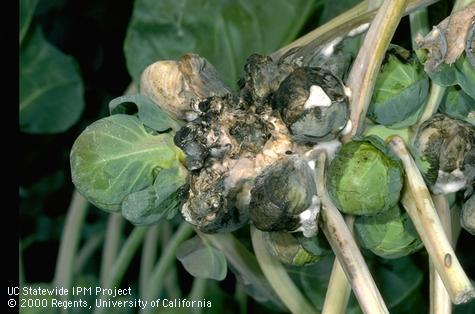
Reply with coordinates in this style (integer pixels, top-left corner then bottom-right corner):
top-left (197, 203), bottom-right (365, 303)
top-left (95, 226), bottom-right (147, 314)
top-left (197, 231), bottom-right (283, 308)
top-left (345, 0), bottom-right (409, 140)
top-left (389, 135), bottom-right (475, 304)
top-left (315, 152), bottom-right (389, 314)
top-left (139, 224), bottom-right (160, 299)
top-left (19, 241), bottom-right (25, 286)
top-left (144, 223), bottom-right (193, 313)
top-left (321, 216), bottom-right (354, 314)
top-left (53, 190), bottom-right (89, 298)
top-left (430, 194), bottom-right (452, 314)
top-left (100, 213), bottom-right (124, 286)
top-left (74, 232), bottom-right (105, 275)
top-left (250, 226), bottom-right (318, 314)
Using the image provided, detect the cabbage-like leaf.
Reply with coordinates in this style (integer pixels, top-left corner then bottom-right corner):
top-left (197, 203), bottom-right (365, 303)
top-left (439, 86), bottom-right (475, 126)
top-left (355, 204), bottom-right (423, 259)
top-left (122, 161), bottom-right (187, 225)
top-left (176, 236), bottom-right (227, 280)
top-left (19, 0), bottom-right (39, 44)
top-left (70, 114), bottom-right (183, 211)
top-left (368, 46), bottom-right (429, 128)
top-left (455, 54), bottom-right (475, 99)
top-left (109, 94), bottom-right (182, 132)
top-left (20, 28), bottom-right (84, 134)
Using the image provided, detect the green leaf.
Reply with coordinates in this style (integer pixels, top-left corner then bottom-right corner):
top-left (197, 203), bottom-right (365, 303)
top-left (70, 114), bottom-right (182, 212)
top-left (109, 94), bottom-right (182, 132)
top-left (124, 0), bottom-right (318, 87)
top-left (19, 0), bottom-right (39, 45)
top-left (455, 54), bottom-right (475, 99)
top-left (20, 28), bottom-right (85, 134)
top-left (439, 86), bottom-right (475, 125)
top-left (368, 48), bottom-right (429, 128)
top-left (176, 236), bottom-right (227, 281)
top-left (122, 161), bottom-right (187, 225)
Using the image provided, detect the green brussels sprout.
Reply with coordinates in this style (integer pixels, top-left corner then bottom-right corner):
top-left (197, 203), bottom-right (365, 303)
top-left (249, 156), bottom-right (319, 236)
top-left (439, 86), bottom-right (475, 126)
top-left (367, 45), bottom-right (429, 128)
top-left (273, 67), bottom-right (349, 143)
top-left (327, 136), bottom-right (404, 216)
top-left (461, 194), bottom-right (475, 235)
top-left (355, 203), bottom-right (423, 259)
top-left (263, 231), bottom-right (330, 266)
top-left (413, 114), bottom-right (475, 194)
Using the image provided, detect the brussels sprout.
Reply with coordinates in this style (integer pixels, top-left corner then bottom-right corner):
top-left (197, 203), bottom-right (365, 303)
top-left (367, 45), bottom-right (429, 128)
top-left (327, 136), bottom-right (404, 216)
top-left (413, 114), bottom-right (475, 194)
top-left (461, 194), bottom-right (475, 235)
top-left (249, 156), bottom-right (319, 236)
top-left (355, 203), bottom-right (423, 259)
top-left (273, 67), bottom-right (349, 143)
top-left (263, 232), bottom-right (330, 266)
top-left (439, 86), bottom-right (475, 126)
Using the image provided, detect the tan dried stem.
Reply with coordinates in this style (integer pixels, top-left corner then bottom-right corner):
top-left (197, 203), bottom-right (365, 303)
top-left (315, 152), bottom-right (389, 314)
top-left (389, 135), bottom-right (475, 305)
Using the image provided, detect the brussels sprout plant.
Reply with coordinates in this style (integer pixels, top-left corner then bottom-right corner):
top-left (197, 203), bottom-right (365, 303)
top-left (21, 0), bottom-right (475, 314)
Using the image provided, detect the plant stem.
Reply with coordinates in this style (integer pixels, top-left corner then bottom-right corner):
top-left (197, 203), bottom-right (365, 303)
top-left (74, 232), bottom-right (105, 275)
top-left (95, 226), bottom-right (147, 314)
top-left (139, 224), bottom-right (159, 299)
top-left (197, 231), bottom-right (284, 309)
top-left (430, 194), bottom-right (452, 314)
top-left (272, 0), bottom-right (438, 60)
top-left (100, 213), bottom-right (124, 286)
top-left (345, 0), bottom-right (409, 140)
top-left (321, 216), bottom-right (354, 314)
top-left (20, 241), bottom-right (25, 286)
top-left (413, 83), bottom-right (446, 132)
top-left (250, 226), bottom-right (318, 314)
top-left (389, 135), bottom-right (475, 304)
top-left (53, 190), bottom-right (89, 299)
top-left (235, 282), bottom-right (248, 314)
top-left (189, 278), bottom-right (207, 314)
top-left (144, 223), bottom-right (193, 312)
top-left (315, 152), bottom-right (389, 314)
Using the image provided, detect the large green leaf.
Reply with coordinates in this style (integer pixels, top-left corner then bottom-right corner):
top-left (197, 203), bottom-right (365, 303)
top-left (70, 114), bottom-right (182, 212)
top-left (176, 236), bottom-right (228, 280)
top-left (20, 28), bottom-right (85, 134)
top-left (19, 0), bottom-right (39, 45)
top-left (124, 0), bottom-right (318, 87)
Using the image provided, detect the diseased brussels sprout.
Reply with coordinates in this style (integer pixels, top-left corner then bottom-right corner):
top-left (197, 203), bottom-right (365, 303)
top-left (461, 194), bottom-right (475, 235)
top-left (413, 114), bottom-right (475, 194)
top-left (327, 136), bottom-right (404, 216)
top-left (355, 203), bottom-right (423, 259)
top-left (367, 45), bottom-right (429, 128)
top-left (273, 67), bottom-right (349, 143)
top-left (140, 53), bottom-right (230, 120)
top-left (249, 156), bottom-right (319, 237)
top-left (263, 231), bottom-right (330, 266)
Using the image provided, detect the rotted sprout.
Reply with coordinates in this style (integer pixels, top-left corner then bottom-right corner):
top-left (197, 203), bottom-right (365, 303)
top-left (262, 231), bottom-right (330, 266)
top-left (327, 136), bottom-right (404, 216)
top-left (249, 156), bottom-right (320, 237)
top-left (354, 203), bottom-right (423, 259)
top-left (461, 194), bottom-right (475, 235)
top-left (413, 114), bottom-right (475, 194)
top-left (140, 53), bottom-right (230, 120)
top-left (367, 45), bottom-right (429, 128)
top-left (273, 67), bottom-right (350, 143)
